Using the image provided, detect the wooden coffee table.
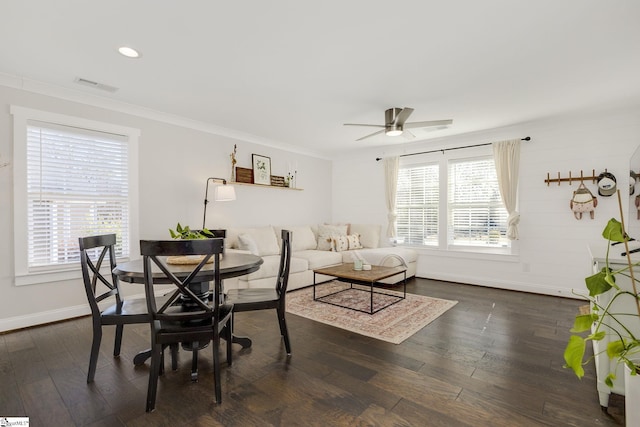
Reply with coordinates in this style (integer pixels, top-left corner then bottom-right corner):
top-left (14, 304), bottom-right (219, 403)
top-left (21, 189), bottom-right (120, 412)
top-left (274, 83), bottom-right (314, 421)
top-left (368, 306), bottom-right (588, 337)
top-left (313, 263), bottom-right (407, 314)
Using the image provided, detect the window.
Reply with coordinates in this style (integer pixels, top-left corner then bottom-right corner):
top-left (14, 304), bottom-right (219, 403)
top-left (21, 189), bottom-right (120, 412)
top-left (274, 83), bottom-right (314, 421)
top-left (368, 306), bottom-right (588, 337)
top-left (396, 163), bottom-right (439, 245)
top-left (12, 106), bottom-right (139, 285)
top-left (396, 151), bottom-right (510, 252)
top-left (448, 157), bottom-right (508, 247)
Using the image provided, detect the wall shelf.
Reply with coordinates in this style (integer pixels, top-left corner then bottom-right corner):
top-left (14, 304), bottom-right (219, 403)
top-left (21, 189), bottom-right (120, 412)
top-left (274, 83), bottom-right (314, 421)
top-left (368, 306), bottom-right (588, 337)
top-left (232, 182), bottom-right (303, 191)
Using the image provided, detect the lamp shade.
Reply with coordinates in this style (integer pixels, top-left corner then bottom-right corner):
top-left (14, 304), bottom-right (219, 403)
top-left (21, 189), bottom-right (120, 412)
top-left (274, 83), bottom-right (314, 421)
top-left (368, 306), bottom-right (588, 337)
top-left (214, 185), bottom-right (236, 201)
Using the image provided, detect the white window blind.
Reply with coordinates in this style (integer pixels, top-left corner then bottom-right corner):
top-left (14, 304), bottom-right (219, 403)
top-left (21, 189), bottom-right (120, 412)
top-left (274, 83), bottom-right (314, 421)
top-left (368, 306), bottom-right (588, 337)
top-left (448, 156), bottom-right (508, 247)
top-left (26, 120), bottom-right (130, 268)
top-left (396, 163), bottom-right (439, 245)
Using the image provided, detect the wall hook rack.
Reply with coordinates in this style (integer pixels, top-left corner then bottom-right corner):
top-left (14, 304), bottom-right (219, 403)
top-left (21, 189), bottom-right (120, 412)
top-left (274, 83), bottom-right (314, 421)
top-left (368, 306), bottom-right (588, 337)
top-left (544, 169), bottom-right (604, 186)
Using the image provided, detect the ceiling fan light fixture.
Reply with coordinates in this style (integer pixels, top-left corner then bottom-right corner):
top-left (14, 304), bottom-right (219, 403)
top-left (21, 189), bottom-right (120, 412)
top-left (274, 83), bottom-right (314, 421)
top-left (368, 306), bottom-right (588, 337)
top-left (344, 107), bottom-right (453, 141)
top-left (385, 125), bottom-right (403, 137)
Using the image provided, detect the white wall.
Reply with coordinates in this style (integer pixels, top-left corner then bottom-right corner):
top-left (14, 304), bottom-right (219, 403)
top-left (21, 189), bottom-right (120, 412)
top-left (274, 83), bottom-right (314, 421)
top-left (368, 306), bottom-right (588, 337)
top-left (0, 84), bottom-right (332, 331)
top-left (1, 80), bottom-right (638, 332)
top-left (333, 106), bottom-right (640, 298)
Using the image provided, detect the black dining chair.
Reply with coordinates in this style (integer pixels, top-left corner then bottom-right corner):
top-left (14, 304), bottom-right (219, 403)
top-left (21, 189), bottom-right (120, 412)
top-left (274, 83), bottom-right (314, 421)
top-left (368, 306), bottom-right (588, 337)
top-left (140, 238), bottom-right (233, 412)
top-left (79, 234), bottom-right (178, 383)
top-left (225, 229), bottom-right (292, 355)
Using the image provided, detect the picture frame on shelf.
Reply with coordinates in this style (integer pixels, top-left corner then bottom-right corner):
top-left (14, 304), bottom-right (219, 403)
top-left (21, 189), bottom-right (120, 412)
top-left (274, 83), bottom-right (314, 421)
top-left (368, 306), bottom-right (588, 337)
top-left (252, 154), bottom-right (271, 185)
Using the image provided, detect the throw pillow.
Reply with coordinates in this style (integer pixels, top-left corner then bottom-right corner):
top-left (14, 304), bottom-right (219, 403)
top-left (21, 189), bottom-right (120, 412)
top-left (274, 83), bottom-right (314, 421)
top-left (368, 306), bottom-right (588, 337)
top-left (347, 233), bottom-right (363, 250)
top-left (316, 224), bottom-right (348, 251)
top-left (253, 226), bottom-right (280, 256)
top-left (275, 225), bottom-right (317, 251)
top-left (238, 233), bottom-right (259, 255)
top-left (350, 224), bottom-right (381, 248)
top-left (331, 235), bottom-right (349, 252)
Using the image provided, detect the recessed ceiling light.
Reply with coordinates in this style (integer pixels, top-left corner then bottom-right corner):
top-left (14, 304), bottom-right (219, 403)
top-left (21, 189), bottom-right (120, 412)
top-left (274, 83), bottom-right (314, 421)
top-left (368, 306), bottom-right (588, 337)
top-left (118, 46), bottom-right (141, 58)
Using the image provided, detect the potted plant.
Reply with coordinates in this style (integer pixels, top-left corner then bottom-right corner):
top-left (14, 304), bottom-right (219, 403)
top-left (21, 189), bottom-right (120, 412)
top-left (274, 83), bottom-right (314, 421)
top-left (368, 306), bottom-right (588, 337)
top-left (167, 223), bottom-right (217, 264)
top-left (169, 223), bottom-right (215, 240)
top-left (564, 191), bottom-right (640, 425)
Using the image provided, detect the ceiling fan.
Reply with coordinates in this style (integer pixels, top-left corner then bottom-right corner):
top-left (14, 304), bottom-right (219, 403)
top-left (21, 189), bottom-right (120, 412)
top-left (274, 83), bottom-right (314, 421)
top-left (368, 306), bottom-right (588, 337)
top-left (344, 107), bottom-right (452, 141)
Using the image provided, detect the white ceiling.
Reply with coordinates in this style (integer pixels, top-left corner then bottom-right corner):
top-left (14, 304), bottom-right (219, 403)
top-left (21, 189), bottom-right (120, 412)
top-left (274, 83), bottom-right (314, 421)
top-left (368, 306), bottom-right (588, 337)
top-left (1, 1), bottom-right (639, 157)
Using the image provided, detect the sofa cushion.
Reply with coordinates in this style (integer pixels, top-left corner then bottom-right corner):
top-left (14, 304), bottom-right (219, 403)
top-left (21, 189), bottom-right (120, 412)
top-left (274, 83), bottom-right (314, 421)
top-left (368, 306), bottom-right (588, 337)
top-left (243, 254), bottom-right (308, 281)
top-left (225, 227), bottom-right (250, 249)
top-left (238, 233), bottom-right (259, 255)
top-left (274, 225), bottom-right (317, 251)
top-left (253, 226), bottom-right (281, 256)
top-left (294, 250), bottom-right (343, 270)
top-left (316, 224), bottom-right (348, 251)
top-left (228, 226), bottom-right (280, 256)
top-left (350, 224), bottom-right (381, 248)
top-left (341, 247), bottom-right (418, 265)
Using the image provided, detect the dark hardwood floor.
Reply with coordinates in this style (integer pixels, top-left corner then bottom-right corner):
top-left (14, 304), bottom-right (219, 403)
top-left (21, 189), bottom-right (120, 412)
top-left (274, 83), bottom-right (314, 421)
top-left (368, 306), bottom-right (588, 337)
top-left (0, 278), bottom-right (625, 426)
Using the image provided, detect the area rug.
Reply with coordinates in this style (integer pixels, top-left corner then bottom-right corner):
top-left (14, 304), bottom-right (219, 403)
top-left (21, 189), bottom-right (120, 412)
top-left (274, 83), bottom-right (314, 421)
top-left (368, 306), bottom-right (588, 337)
top-left (286, 281), bottom-right (458, 344)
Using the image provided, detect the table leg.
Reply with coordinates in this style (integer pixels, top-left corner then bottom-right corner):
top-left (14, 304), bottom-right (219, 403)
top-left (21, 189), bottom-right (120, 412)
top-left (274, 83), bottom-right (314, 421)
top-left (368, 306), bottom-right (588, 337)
top-left (133, 344), bottom-right (176, 367)
top-left (370, 281), bottom-right (374, 314)
top-left (229, 312), bottom-right (252, 349)
top-left (133, 349), bottom-right (151, 366)
top-left (231, 335), bottom-right (252, 349)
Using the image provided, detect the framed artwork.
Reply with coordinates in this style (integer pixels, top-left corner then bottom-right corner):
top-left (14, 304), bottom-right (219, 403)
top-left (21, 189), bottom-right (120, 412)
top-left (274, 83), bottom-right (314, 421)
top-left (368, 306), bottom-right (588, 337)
top-left (252, 154), bottom-right (271, 185)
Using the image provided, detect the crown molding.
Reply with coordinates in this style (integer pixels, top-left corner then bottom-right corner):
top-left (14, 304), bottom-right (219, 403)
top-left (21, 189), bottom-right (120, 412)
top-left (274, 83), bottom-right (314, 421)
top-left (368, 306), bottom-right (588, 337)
top-left (0, 72), bottom-right (330, 160)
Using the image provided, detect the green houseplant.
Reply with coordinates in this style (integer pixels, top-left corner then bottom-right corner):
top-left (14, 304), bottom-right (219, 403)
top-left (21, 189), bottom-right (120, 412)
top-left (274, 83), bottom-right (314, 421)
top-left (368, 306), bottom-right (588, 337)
top-left (564, 188), bottom-right (640, 424)
top-left (564, 215), bottom-right (640, 384)
top-left (169, 223), bottom-right (215, 240)
top-left (167, 223), bottom-right (217, 264)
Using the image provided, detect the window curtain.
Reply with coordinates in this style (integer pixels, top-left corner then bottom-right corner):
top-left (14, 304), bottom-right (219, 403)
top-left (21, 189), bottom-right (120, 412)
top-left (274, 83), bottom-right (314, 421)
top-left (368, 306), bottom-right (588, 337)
top-left (384, 156), bottom-right (399, 238)
top-left (492, 139), bottom-right (521, 240)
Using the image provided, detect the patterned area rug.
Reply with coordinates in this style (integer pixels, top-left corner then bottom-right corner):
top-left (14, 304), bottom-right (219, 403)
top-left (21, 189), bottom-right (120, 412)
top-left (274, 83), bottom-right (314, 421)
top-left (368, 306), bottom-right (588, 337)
top-left (286, 281), bottom-right (458, 344)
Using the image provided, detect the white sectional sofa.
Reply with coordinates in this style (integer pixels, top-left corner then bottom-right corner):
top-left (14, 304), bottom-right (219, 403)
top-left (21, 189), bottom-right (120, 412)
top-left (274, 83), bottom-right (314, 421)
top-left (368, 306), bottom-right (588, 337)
top-left (222, 223), bottom-right (417, 291)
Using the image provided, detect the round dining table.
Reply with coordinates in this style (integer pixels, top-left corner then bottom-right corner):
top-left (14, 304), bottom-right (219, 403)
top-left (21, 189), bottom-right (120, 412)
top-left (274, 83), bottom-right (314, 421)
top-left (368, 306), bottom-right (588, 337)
top-left (113, 252), bottom-right (263, 364)
top-left (114, 252), bottom-right (263, 284)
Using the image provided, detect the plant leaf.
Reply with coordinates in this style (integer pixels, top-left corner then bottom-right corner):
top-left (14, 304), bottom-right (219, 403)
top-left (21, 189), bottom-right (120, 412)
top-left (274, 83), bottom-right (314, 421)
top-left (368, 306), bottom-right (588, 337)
top-left (589, 330), bottom-right (606, 341)
top-left (585, 269), bottom-right (613, 296)
top-left (564, 335), bottom-right (586, 379)
top-left (602, 218), bottom-right (626, 243)
top-left (605, 372), bottom-right (616, 388)
top-left (570, 314), bottom-right (597, 333)
top-left (200, 228), bottom-right (215, 238)
top-left (606, 340), bottom-right (626, 359)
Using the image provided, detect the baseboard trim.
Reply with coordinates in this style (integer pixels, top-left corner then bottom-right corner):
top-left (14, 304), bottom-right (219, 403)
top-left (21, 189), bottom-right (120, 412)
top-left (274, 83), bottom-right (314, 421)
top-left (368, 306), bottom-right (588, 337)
top-left (0, 292), bottom-right (152, 333)
top-left (0, 304), bottom-right (91, 333)
top-left (416, 273), bottom-right (584, 300)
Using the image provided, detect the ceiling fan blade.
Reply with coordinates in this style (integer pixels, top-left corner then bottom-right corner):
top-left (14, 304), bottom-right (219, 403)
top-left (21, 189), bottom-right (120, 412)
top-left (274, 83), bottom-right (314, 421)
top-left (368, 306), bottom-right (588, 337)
top-left (344, 123), bottom-right (385, 128)
top-left (393, 107), bottom-right (414, 126)
top-left (404, 119), bottom-right (453, 129)
top-left (403, 129), bottom-right (416, 139)
top-left (356, 129), bottom-right (385, 141)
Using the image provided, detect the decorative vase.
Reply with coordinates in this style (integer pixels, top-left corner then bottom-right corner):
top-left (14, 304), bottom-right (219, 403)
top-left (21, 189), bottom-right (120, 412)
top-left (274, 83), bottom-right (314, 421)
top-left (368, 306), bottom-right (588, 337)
top-left (624, 362), bottom-right (640, 426)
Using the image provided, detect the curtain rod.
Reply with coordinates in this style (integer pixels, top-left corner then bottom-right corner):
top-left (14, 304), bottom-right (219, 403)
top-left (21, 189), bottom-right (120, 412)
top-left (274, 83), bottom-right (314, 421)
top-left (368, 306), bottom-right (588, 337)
top-left (375, 136), bottom-right (531, 161)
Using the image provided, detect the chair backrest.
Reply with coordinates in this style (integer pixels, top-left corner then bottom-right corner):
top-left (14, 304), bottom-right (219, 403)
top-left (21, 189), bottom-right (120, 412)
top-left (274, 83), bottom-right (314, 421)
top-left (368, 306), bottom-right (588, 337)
top-left (140, 238), bottom-right (224, 323)
top-left (276, 230), bottom-right (292, 296)
top-left (79, 234), bottom-right (122, 318)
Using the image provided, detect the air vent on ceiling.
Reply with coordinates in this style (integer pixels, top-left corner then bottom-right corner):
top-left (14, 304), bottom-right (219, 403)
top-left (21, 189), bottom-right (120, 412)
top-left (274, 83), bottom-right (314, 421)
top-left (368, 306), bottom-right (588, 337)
top-left (74, 77), bottom-right (118, 93)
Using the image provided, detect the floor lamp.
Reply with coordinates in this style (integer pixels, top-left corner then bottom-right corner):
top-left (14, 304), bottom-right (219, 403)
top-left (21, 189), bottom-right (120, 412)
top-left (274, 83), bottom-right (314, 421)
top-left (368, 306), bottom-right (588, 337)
top-left (202, 177), bottom-right (236, 229)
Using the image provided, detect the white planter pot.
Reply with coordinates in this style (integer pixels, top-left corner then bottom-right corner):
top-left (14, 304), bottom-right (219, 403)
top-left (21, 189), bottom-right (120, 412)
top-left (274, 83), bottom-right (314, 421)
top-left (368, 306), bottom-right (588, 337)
top-left (624, 362), bottom-right (640, 427)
